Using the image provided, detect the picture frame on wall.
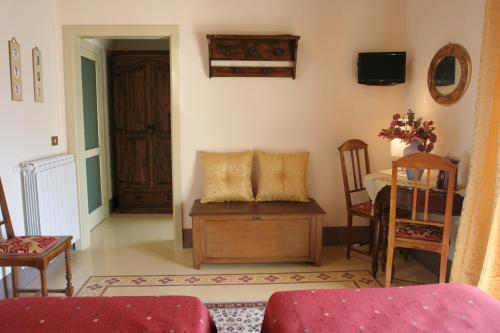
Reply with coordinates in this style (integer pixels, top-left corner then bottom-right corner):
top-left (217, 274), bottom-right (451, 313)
top-left (32, 47), bottom-right (44, 102)
top-left (8, 37), bottom-right (23, 101)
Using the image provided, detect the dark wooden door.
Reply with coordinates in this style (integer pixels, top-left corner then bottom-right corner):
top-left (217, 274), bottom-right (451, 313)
top-left (111, 52), bottom-right (172, 213)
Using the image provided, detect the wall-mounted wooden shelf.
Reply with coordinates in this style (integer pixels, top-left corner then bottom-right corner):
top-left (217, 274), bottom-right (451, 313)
top-left (207, 34), bottom-right (300, 79)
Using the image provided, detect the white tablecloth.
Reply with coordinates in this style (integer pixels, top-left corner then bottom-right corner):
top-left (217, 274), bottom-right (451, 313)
top-left (364, 171), bottom-right (466, 203)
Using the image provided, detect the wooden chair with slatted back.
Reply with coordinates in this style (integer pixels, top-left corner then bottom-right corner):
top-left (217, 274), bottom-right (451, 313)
top-left (0, 177), bottom-right (74, 297)
top-left (385, 153), bottom-right (457, 287)
top-left (338, 139), bottom-right (374, 258)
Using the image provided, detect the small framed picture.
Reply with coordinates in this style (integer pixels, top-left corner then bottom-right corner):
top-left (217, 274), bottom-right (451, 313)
top-left (9, 38), bottom-right (23, 101)
top-left (32, 47), bottom-right (44, 102)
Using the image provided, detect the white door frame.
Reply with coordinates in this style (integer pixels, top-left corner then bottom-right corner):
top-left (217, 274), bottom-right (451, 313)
top-left (79, 40), bottom-right (109, 231)
top-left (62, 26), bottom-right (182, 250)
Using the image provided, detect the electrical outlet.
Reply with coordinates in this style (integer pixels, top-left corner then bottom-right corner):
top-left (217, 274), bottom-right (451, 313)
top-left (51, 136), bottom-right (59, 146)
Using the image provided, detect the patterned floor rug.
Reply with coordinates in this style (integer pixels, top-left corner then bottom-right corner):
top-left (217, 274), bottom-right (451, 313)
top-left (74, 272), bottom-right (421, 333)
top-left (207, 302), bottom-right (266, 333)
top-left (76, 270), bottom-right (381, 297)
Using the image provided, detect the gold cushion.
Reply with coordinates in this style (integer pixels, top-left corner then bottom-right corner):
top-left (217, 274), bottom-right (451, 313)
top-left (200, 151), bottom-right (254, 203)
top-left (255, 151), bottom-right (309, 202)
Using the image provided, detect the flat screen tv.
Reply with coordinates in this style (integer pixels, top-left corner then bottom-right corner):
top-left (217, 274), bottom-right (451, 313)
top-left (357, 52), bottom-right (406, 85)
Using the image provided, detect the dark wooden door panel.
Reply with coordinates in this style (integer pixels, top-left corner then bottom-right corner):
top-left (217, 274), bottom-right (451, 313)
top-left (115, 134), bottom-right (150, 188)
top-left (111, 51), bottom-right (172, 213)
top-left (113, 64), bottom-right (149, 132)
top-left (126, 65), bottom-right (149, 131)
top-left (153, 135), bottom-right (172, 187)
top-left (151, 60), bottom-right (171, 133)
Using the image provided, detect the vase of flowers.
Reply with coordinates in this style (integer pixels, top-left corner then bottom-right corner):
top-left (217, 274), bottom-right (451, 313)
top-left (403, 139), bottom-right (423, 156)
top-left (379, 109), bottom-right (437, 180)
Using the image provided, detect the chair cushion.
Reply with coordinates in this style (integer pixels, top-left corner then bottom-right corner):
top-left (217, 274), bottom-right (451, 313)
top-left (0, 236), bottom-right (59, 255)
top-left (395, 223), bottom-right (443, 242)
top-left (350, 201), bottom-right (374, 216)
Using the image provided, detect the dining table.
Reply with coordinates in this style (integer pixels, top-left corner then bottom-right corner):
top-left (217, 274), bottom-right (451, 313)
top-left (364, 170), bottom-right (466, 277)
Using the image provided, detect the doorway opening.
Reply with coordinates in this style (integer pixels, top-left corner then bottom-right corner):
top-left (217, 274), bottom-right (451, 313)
top-left (62, 26), bottom-right (181, 251)
top-left (83, 39), bottom-right (172, 216)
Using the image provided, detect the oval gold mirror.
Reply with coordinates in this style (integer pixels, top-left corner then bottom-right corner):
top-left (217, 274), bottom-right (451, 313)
top-left (428, 43), bottom-right (471, 106)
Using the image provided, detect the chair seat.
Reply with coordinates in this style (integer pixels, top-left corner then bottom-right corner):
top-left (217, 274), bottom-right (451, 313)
top-left (349, 201), bottom-right (374, 216)
top-left (396, 223), bottom-right (443, 242)
top-left (0, 236), bottom-right (60, 255)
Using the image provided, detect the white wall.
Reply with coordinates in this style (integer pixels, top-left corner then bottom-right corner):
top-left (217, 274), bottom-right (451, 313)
top-left (56, 0), bottom-right (407, 228)
top-left (0, 0), bottom-right (65, 235)
top-left (405, 0), bottom-right (486, 185)
top-left (1, 0), bottom-right (486, 234)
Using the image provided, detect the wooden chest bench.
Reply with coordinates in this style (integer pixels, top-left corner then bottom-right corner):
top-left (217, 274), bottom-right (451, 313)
top-left (190, 199), bottom-right (325, 269)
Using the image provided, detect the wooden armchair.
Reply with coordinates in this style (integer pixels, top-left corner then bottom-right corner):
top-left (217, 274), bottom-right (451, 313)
top-left (338, 139), bottom-right (374, 258)
top-left (385, 153), bottom-right (457, 286)
top-left (0, 177), bottom-right (73, 297)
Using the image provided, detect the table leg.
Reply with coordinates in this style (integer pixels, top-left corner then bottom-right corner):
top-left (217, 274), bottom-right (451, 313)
top-left (368, 218), bottom-right (374, 254)
top-left (371, 214), bottom-right (381, 278)
top-left (40, 269), bottom-right (48, 297)
top-left (381, 212), bottom-right (387, 272)
top-left (65, 248), bottom-right (74, 296)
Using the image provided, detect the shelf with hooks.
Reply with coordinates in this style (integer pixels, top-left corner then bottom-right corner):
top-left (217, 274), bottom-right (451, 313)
top-left (207, 34), bottom-right (300, 79)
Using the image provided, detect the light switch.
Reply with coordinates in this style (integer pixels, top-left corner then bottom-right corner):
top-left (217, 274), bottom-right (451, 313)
top-left (51, 136), bottom-right (59, 146)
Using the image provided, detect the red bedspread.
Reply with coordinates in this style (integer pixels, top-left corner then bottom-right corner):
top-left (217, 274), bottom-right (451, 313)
top-left (262, 283), bottom-right (500, 332)
top-left (0, 295), bottom-right (216, 333)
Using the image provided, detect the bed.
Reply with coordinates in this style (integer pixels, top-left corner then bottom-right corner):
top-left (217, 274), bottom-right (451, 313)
top-left (0, 295), bottom-right (217, 333)
top-left (261, 283), bottom-right (500, 332)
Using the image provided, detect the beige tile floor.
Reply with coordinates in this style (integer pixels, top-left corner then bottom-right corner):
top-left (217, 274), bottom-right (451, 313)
top-left (30, 214), bottom-right (437, 302)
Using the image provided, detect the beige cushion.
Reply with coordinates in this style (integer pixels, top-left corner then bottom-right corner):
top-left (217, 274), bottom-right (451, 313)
top-left (200, 151), bottom-right (254, 203)
top-left (255, 151), bottom-right (310, 202)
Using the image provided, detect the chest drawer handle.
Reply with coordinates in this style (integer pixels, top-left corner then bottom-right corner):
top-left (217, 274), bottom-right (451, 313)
top-left (253, 216), bottom-right (263, 221)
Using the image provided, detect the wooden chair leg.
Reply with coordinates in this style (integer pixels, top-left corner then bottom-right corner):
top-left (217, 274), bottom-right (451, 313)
top-left (346, 212), bottom-right (353, 259)
top-left (385, 243), bottom-right (395, 287)
top-left (40, 269), bottom-right (48, 297)
top-left (64, 248), bottom-right (74, 296)
top-left (11, 266), bottom-right (18, 298)
top-left (439, 252), bottom-right (448, 283)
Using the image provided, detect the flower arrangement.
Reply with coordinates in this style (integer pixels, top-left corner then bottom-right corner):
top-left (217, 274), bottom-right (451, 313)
top-left (378, 109), bottom-right (437, 153)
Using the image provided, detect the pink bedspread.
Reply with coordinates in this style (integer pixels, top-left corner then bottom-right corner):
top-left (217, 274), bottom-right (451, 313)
top-left (0, 295), bottom-right (216, 333)
top-left (262, 283), bottom-right (500, 332)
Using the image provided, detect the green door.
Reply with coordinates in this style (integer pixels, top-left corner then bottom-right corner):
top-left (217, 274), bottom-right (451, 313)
top-left (81, 43), bottom-right (107, 230)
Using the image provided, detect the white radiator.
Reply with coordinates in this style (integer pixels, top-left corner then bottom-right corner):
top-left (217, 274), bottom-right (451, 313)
top-left (21, 154), bottom-right (80, 243)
